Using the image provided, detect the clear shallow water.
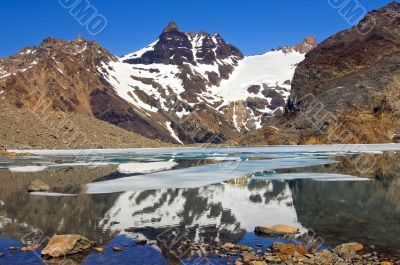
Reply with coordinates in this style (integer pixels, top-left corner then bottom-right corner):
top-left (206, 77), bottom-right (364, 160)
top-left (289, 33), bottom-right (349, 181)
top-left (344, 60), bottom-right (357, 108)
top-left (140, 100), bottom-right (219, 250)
top-left (1, 145), bottom-right (400, 264)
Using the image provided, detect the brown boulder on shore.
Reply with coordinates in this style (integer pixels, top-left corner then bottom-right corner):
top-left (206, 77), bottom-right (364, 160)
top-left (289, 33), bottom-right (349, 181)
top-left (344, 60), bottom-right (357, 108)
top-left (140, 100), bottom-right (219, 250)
top-left (26, 180), bottom-right (51, 192)
top-left (271, 242), bottom-right (308, 257)
top-left (255, 224), bottom-right (299, 236)
top-left (41, 235), bottom-right (94, 258)
top-left (334, 242), bottom-right (363, 255)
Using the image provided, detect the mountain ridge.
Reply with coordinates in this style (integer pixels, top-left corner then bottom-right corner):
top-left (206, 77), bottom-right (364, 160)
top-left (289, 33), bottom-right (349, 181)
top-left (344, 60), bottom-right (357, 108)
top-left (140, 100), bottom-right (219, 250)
top-left (14, 5), bottom-right (400, 148)
top-left (0, 20), bottom-right (322, 146)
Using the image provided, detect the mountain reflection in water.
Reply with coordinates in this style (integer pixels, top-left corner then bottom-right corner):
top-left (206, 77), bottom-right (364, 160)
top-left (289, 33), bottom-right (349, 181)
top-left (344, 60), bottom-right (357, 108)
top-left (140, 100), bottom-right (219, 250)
top-left (0, 147), bottom-right (400, 263)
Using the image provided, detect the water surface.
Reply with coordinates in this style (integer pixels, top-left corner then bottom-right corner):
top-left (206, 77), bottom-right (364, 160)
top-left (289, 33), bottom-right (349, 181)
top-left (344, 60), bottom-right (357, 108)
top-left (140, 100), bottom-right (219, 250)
top-left (1, 145), bottom-right (400, 264)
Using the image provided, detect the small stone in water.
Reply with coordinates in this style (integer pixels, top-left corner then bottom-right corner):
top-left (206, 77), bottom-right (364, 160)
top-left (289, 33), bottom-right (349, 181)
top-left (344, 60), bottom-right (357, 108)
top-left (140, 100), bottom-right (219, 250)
top-left (148, 240), bottom-right (157, 245)
top-left (134, 239), bottom-right (147, 246)
top-left (0, 252), bottom-right (3, 257)
top-left (21, 244), bottom-right (40, 252)
top-left (112, 247), bottom-right (123, 252)
top-left (8, 247), bottom-right (17, 253)
top-left (94, 247), bottom-right (104, 254)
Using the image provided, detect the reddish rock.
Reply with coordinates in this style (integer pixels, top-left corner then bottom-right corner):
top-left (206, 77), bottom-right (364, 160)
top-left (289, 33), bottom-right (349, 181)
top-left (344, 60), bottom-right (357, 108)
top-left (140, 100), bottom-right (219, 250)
top-left (255, 224), bottom-right (300, 236)
top-left (41, 235), bottom-right (94, 258)
top-left (271, 243), bottom-right (308, 258)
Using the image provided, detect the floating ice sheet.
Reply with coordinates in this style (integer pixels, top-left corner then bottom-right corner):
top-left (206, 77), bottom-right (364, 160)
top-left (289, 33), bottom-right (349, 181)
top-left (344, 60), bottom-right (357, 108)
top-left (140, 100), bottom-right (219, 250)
top-left (252, 173), bottom-right (370, 182)
top-left (8, 166), bottom-right (47, 173)
top-left (118, 160), bottom-right (178, 174)
top-left (85, 158), bottom-right (336, 194)
top-left (10, 143), bottom-right (400, 157)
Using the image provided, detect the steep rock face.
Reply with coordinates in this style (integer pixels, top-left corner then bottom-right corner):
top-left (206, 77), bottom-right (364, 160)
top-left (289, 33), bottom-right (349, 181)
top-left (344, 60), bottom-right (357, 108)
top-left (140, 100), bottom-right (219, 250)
top-left (89, 88), bottom-right (175, 142)
top-left (0, 37), bottom-right (115, 113)
top-left (284, 2), bottom-right (400, 144)
top-left (0, 37), bottom-right (179, 145)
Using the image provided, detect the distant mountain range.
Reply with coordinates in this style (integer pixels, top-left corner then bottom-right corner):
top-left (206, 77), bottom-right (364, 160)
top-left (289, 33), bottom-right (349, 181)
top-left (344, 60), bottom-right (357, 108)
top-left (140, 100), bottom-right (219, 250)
top-left (0, 2), bottom-right (398, 149)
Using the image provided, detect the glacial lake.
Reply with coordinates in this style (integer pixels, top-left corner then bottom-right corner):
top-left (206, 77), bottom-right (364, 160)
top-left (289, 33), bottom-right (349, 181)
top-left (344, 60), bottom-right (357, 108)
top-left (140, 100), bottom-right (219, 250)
top-left (1, 144), bottom-right (400, 264)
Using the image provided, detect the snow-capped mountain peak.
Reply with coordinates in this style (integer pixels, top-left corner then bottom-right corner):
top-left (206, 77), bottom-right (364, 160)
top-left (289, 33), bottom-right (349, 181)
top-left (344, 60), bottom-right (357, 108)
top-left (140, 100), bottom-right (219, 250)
top-left (96, 23), bottom-right (316, 143)
top-left (122, 21), bottom-right (243, 67)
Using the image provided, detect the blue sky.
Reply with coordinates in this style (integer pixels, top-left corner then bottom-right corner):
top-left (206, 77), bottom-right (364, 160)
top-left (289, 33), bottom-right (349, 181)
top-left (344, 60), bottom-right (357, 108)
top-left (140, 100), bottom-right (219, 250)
top-left (0, 0), bottom-right (393, 57)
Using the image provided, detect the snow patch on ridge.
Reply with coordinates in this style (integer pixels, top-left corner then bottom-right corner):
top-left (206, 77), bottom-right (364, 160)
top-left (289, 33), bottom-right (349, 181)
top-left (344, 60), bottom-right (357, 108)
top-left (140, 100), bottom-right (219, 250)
top-left (165, 121), bottom-right (183, 144)
top-left (122, 40), bottom-right (159, 60)
top-left (216, 50), bottom-right (304, 104)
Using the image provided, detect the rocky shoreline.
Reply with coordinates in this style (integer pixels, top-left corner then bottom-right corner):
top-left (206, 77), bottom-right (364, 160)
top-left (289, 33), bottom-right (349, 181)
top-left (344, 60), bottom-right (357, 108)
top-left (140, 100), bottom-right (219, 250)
top-left (185, 241), bottom-right (399, 265)
top-left (2, 230), bottom-right (398, 265)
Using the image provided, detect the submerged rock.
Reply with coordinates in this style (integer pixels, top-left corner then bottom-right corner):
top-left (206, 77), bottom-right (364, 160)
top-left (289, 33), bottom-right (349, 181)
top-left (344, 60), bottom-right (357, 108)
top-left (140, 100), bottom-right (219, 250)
top-left (94, 247), bottom-right (103, 254)
top-left (8, 247), bottom-right (17, 253)
top-left (222, 242), bottom-right (252, 252)
top-left (41, 235), bottom-right (94, 258)
top-left (26, 180), bottom-right (51, 192)
top-left (112, 246), bottom-right (123, 252)
top-left (148, 240), bottom-right (157, 245)
top-left (133, 239), bottom-right (147, 246)
top-left (21, 243), bottom-right (40, 252)
top-left (254, 224), bottom-right (299, 236)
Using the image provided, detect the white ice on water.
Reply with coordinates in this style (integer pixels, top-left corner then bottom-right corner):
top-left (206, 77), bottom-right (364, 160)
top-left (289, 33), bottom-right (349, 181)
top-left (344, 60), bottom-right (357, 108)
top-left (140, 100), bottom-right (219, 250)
top-left (118, 160), bottom-right (178, 174)
top-left (85, 158), bottom-right (339, 194)
top-left (10, 143), bottom-right (400, 156)
top-left (252, 173), bottom-right (370, 182)
top-left (8, 166), bottom-right (47, 173)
